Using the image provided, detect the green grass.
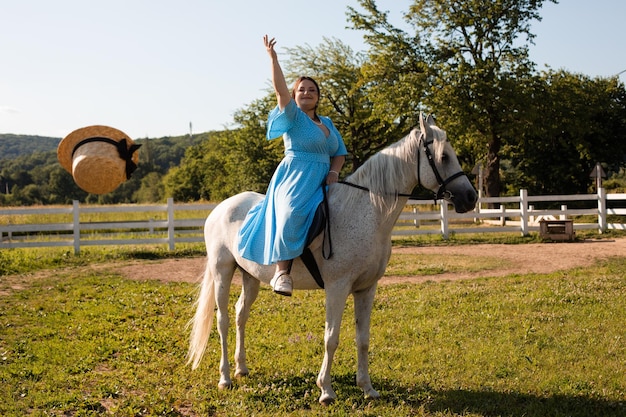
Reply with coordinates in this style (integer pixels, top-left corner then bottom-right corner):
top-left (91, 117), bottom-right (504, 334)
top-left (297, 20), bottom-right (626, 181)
top-left (1, 252), bottom-right (624, 416)
top-left (0, 244), bottom-right (206, 276)
top-left (386, 252), bottom-right (507, 276)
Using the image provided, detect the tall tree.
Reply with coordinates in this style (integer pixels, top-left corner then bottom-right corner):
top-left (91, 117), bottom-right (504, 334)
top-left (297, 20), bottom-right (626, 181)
top-left (350, 0), bottom-right (556, 197)
top-left (284, 37), bottom-right (421, 171)
top-left (164, 96), bottom-right (282, 202)
top-left (508, 70), bottom-right (626, 195)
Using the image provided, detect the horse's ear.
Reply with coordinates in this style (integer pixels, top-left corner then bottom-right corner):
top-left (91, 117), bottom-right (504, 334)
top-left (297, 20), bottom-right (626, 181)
top-left (426, 114), bottom-right (435, 126)
top-left (420, 112), bottom-right (432, 136)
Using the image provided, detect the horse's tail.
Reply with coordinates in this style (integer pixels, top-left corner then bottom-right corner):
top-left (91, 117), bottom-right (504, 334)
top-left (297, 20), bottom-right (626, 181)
top-left (186, 257), bottom-right (215, 369)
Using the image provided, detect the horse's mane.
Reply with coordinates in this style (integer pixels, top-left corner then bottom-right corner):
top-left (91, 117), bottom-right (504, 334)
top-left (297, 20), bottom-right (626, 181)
top-left (335, 124), bottom-right (447, 216)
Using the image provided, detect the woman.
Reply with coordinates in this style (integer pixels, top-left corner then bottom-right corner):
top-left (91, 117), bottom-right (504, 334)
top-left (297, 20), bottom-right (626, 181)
top-left (237, 35), bottom-right (347, 296)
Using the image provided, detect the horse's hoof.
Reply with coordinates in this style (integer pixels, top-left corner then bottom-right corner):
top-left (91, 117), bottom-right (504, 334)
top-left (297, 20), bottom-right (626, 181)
top-left (217, 381), bottom-right (233, 390)
top-left (234, 369), bottom-right (249, 378)
top-left (364, 388), bottom-right (380, 400)
top-left (318, 394), bottom-right (336, 406)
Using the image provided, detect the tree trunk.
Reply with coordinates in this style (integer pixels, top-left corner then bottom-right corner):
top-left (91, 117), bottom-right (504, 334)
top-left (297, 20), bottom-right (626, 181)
top-left (485, 135), bottom-right (501, 207)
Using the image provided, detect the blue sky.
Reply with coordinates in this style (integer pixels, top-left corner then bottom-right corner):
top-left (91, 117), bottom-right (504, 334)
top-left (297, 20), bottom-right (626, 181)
top-left (1, 0), bottom-right (624, 139)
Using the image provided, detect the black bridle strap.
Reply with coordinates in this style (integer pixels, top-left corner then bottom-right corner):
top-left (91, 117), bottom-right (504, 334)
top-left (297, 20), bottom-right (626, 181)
top-left (419, 135), bottom-right (467, 200)
top-left (339, 133), bottom-right (467, 201)
top-left (338, 180), bottom-right (413, 198)
top-left (436, 171), bottom-right (466, 199)
top-left (71, 137), bottom-right (142, 180)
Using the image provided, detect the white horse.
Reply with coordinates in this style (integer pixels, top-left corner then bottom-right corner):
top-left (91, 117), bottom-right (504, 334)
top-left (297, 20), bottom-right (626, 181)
top-left (187, 114), bottom-right (477, 405)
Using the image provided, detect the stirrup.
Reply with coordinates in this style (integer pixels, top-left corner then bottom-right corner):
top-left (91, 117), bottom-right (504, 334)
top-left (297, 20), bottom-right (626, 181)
top-left (270, 270), bottom-right (293, 297)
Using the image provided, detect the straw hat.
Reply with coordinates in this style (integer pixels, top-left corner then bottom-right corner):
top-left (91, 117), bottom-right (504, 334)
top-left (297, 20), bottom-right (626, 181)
top-left (57, 125), bottom-right (141, 194)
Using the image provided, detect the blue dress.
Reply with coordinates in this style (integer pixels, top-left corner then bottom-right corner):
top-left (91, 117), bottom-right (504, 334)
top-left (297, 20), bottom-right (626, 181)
top-left (237, 99), bottom-right (348, 265)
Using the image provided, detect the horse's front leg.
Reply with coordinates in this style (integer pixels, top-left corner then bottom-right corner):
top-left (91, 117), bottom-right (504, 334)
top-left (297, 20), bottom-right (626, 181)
top-left (317, 284), bottom-right (350, 405)
top-left (234, 271), bottom-right (260, 378)
top-left (353, 284), bottom-right (380, 400)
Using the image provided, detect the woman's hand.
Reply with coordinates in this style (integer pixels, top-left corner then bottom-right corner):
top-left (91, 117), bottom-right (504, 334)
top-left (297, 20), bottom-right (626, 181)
top-left (264, 35), bottom-right (277, 61)
top-left (264, 34), bottom-right (290, 109)
top-left (326, 170), bottom-right (340, 185)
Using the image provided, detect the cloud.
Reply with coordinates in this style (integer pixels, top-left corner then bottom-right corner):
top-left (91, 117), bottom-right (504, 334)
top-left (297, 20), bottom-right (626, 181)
top-left (0, 106), bottom-right (20, 114)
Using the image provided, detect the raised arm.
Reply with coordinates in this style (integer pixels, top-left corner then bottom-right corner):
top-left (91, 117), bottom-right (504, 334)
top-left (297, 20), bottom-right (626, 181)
top-left (264, 35), bottom-right (291, 110)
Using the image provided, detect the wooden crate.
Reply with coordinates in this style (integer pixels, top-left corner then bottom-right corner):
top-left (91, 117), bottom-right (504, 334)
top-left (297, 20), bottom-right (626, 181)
top-left (539, 219), bottom-right (575, 241)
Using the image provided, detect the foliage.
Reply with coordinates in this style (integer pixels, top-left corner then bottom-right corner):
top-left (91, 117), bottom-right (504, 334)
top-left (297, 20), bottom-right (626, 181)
top-left (164, 96), bottom-right (283, 202)
top-left (1, 253), bottom-right (624, 416)
top-left (3, 2), bottom-right (626, 204)
top-left (350, 0), bottom-right (557, 198)
top-left (286, 37), bottom-right (419, 172)
top-left (0, 134), bottom-right (59, 159)
top-left (0, 134), bottom-right (207, 206)
top-left (506, 71), bottom-right (626, 195)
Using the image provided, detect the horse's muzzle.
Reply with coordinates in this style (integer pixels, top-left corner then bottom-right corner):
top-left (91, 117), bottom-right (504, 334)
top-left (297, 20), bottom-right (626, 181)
top-left (451, 189), bottom-right (478, 213)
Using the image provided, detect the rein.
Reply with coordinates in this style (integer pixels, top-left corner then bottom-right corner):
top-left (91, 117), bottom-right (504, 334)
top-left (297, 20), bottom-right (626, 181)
top-left (310, 131), bottom-right (467, 288)
top-left (339, 132), bottom-right (467, 202)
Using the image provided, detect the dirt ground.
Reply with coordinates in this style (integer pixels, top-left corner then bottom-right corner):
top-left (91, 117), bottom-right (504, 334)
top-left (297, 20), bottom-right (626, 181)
top-left (111, 237), bottom-right (626, 285)
top-left (2, 238), bottom-right (625, 293)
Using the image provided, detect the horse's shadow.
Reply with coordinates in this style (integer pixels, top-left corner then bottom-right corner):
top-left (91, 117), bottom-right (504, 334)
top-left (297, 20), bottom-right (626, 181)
top-left (242, 372), bottom-right (625, 416)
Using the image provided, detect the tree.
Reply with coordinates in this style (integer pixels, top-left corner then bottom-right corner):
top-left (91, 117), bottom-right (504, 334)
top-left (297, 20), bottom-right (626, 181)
top-left (164, 96), bottom-right (282, 202)
top-left (350, 0), bottom-right (556, 197)
top-left (216, 96), bottom-right (284, 197)
top-left (134, 172), bottom-right (164, 203)
top-left (507, 70), bottom-right (626, 195)
top-left (285, 37), bottom-right (421, 172)
top-left (163, 144), bottom-right (216, 202)
top-left (48, 165), bottom-right (87, 204)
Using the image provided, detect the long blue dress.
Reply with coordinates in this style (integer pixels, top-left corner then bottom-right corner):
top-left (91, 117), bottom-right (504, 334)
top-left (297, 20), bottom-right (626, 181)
top-left (237, 99), bottom-right (348, 265)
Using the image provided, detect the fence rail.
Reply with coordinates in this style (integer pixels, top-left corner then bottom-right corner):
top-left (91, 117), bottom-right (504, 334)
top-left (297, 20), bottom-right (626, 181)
top-left (2, 190), bottom-right (625, 253)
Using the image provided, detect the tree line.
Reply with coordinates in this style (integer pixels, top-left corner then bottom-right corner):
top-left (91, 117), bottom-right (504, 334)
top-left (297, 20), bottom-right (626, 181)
top-left (0, 134), bottom-right (208, 206)
top-left (167, 0), bottom-right (626, 201)
top-left (2, 0), bottom-right (626, 206)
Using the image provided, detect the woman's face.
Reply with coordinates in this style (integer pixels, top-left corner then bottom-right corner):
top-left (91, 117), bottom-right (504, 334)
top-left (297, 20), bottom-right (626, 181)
top-left (294, 79), bottom-right (319, 112)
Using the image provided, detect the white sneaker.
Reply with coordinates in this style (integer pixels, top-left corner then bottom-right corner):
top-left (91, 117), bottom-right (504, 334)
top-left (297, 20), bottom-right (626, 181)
top-left (270, 271), bottom-right (293, 296)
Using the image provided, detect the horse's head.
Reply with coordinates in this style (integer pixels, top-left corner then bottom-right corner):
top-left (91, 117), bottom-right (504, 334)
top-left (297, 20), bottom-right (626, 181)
top-left (417, 114), bottom-right (477, 213)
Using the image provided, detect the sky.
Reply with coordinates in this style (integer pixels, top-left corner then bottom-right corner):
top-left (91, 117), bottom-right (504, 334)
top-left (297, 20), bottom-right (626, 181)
top-left (1, 0), bottom-right (625, 140)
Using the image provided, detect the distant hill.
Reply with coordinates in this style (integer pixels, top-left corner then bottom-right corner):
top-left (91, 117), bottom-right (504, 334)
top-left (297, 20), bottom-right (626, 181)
top-left (0, 134), bottom-right (60, 159)
top-left (0, 131), bottom-right (216, 205)
top-left (0, 133), bottom-right (209, 168)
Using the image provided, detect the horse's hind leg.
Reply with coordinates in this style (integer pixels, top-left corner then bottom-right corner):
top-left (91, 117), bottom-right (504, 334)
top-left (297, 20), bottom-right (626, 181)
top-left (353, 284), bottom-right (380, 400)
top-left (234, 270), bottom-right (260, 378)
top-left (214, 258), bottom-right (236, 390)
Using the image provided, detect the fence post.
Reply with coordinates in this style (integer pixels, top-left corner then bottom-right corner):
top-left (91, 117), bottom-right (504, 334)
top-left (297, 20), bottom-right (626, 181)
top-left (73, 200), bottom-right (80, 255)
top-left (167, 198), bottom-right (175, 250)
top-left (560, 205), bottom-right (567, 220)
top-left (598, 187), bottom-right (607, 233)
top-left (440, 201), bottom-right (449, 239)
top-left (520, 189), bottom-right (529, 236)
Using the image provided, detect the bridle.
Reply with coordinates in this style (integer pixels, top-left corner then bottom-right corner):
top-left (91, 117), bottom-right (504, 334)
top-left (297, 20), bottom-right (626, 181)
top-left (339, 131), bottom-right (468, 202)
top-left (317, 131), bottom-right (468, 268)
top-left (417, 132), bottom-right (467, 201)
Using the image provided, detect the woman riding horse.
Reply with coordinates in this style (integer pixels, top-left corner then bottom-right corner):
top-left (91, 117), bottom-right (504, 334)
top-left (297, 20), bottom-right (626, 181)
top-left (237, 35), bottom-right (347, 296)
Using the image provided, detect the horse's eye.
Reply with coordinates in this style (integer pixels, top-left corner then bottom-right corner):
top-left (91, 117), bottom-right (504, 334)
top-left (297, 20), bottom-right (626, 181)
top-left (441, 153), bottom-right (449, 162)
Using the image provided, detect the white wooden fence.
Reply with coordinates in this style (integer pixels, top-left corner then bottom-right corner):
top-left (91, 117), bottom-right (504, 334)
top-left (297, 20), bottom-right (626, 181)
top-left (400, 188), bottom-right (626, 237)
top-left (1, 189), bottom-right (625, 253)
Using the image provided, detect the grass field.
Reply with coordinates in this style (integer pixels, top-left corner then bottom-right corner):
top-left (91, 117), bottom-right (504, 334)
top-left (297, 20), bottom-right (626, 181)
top-left (1, 242), bottom-right (625, 416)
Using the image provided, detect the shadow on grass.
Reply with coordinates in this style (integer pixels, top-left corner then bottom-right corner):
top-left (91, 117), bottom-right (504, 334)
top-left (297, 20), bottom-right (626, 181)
top-left (242, 373), bottom-right (625, 416)
top-left (110, 247), bottom-right (206, 260)
top-left (376, 376), bottom-right (625, 417)
top-left (420, 388), bottom-right (624, 417)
